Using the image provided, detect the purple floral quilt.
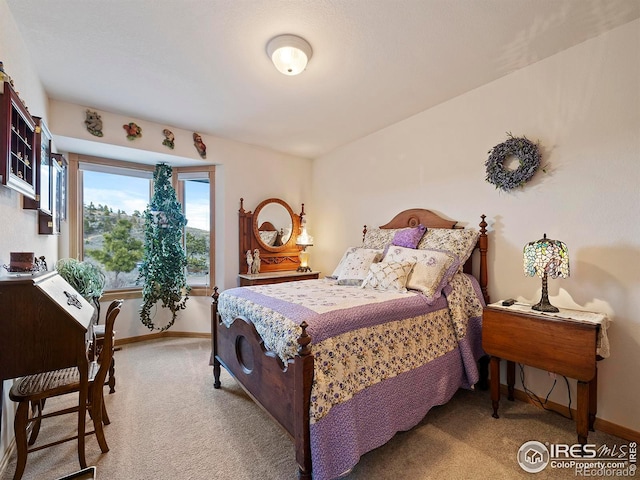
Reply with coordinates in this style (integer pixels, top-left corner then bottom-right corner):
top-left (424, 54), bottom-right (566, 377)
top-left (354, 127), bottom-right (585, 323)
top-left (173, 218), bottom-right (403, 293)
top-left (217, 273), bottom-right (485, 480)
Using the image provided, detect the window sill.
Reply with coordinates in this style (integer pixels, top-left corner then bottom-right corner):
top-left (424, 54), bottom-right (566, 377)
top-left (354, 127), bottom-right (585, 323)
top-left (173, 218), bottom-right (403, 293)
top-left (100, 286), bottom-right (214, 302)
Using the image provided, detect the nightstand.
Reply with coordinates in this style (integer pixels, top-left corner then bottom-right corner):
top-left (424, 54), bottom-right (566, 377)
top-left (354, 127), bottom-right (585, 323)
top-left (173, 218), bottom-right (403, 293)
top-left (482, 303), bottom-right (610, 444)
top-left (238, 270), bottom-right (320, 286)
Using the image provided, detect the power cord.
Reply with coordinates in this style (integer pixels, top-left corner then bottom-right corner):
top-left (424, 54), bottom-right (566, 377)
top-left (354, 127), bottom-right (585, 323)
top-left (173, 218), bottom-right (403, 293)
top-left (519, 363), bottom-right (573, 420)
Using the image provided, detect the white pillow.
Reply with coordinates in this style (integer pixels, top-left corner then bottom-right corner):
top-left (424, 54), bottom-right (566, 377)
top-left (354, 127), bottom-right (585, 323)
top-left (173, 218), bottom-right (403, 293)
top-left (384, 246), bottom-right (460, 303)
top-left (361, 260), bottom-right (415, 292)
top-left (330, 246), bottom-right (361, 278)
top-left (337, 249), bottom-right (382, 286)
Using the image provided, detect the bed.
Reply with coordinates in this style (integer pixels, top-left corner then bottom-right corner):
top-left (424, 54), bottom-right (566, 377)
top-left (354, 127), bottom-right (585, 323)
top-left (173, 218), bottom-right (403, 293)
top-left (211, 208), bottom-right (490, 479)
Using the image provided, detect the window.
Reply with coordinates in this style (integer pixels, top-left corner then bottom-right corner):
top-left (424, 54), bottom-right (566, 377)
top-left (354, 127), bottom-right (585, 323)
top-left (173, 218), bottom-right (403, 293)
top-left (176, 167), bottom-right (215, 294)
top-left (68, 156), bottom-right (215, 297)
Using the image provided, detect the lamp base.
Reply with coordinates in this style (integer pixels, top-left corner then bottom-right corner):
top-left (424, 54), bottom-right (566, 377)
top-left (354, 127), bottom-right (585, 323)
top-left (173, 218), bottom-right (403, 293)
top-left (531, 300), bottom-right (559, 313)
top-left (532, 273), bottom-right (560, 313)
top-left (297, 265), bottom-right (312, 273)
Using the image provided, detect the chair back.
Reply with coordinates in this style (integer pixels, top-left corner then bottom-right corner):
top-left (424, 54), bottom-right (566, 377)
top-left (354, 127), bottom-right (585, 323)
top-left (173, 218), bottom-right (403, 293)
top-left (93, 299), bottom-right (122, 386)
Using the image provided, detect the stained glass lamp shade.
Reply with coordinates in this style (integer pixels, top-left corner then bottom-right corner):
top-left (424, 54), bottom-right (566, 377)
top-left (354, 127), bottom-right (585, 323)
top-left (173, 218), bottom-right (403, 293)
top-left (523, 234), bottom-right (570, 313)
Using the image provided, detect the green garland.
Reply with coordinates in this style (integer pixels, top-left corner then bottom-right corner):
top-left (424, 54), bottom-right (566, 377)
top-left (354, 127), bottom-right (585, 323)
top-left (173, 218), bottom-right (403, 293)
top-left (485, 133), bottom-right (541, 191)
top-left (137, 164), bottom-right (190, 331)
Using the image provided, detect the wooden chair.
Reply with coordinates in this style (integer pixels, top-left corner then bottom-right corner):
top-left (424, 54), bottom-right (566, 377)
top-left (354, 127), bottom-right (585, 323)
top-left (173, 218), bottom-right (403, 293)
top-left (9, 300), bottom-right (123, 480)
top-left (90, 299), bottom-right (120, 393)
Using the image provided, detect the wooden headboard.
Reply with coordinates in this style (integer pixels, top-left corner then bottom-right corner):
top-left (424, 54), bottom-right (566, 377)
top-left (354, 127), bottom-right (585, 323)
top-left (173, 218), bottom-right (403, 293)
top-left (364, 209), bottom-right (489, 304)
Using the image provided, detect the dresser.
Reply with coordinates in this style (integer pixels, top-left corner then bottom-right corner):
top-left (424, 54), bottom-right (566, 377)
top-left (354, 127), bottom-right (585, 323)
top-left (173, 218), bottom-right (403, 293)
top-left (238, 270), bottom-right (320, 286)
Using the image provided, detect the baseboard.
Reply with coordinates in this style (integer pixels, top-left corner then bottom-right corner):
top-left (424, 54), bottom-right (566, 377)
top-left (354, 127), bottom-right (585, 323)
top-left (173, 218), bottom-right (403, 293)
top-left (500, 384), bottom-right (640, 443)
top-left (115, 331), bottom-right (211, 347)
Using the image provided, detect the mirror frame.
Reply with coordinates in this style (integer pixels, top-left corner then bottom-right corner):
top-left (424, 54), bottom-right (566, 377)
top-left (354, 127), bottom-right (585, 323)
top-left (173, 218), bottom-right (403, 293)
top-left (238, 197), bottom-right (302, 274)
top-left (253, 198), bottom-right (295, 252)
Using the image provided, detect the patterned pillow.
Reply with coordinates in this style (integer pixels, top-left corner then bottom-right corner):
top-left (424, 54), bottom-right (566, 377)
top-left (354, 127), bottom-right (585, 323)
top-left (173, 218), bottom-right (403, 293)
top-left (384, 246), bottom-right (460, 303)
top-left (259, 230), bottom-right (278, 246)
top-left (330, 246), bottom-right (360, 278)
top-left (417, 228), bottom-right (479, 266)
top-left (331, 247), bottom-right (383, 278)
top-left (337, 249), bottom-right (382, 286)
top-left (392, 224), bottom-right (427, 249)
top-left (362, 228), bottom-right (400, 250)
top-left (361, 261), bottom-right (415, 292)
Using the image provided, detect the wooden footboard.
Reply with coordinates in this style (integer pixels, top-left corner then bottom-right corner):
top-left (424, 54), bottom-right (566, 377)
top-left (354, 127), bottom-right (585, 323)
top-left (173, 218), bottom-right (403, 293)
top-left (211, 290), bottom-right (314, 479)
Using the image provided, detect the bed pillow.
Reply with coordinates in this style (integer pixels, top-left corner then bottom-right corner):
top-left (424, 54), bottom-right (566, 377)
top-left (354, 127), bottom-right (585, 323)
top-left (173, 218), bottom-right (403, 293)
top-left (329, 247), bottom-right (359, 278)
top-left (337, 248), bottom-right (382, 286)
top-left (361, 260), bottom-right (415, 293)
top-left (384, 246), bottom-right (460, 303)
top-left (362, 228), bottom-right (400, 250)
top-left (259, 230), bottom-right (278, 246)
top-left (392, 224), bottom-right (427, 249)
top-left (416, 228), bottom-right (479, 267)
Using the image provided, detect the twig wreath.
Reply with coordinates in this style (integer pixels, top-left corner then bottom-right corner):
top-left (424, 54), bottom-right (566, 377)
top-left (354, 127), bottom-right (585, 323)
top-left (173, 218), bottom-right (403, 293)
top-left (485, 133), bottom-right (541, 191)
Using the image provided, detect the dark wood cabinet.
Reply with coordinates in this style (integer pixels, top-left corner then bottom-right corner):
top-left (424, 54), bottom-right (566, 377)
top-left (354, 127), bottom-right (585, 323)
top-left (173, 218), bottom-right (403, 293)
top-left (23, 117), bottom-right (51, 211)
top-left (37, 152), bottom-right (66, 234)
top-left (0, 81), bottom-right (37, 199)
top-left (22, 117), bottom-right (66, 234)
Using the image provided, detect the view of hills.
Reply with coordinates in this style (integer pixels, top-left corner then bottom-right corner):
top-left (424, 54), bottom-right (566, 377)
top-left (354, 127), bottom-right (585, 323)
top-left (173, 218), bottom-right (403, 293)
top-left (82, 202), bottom-right (209, 289)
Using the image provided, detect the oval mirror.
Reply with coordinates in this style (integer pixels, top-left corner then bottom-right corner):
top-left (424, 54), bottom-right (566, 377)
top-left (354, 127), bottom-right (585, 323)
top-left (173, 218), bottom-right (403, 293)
top-left (253, 198), bottom-right (294, 251)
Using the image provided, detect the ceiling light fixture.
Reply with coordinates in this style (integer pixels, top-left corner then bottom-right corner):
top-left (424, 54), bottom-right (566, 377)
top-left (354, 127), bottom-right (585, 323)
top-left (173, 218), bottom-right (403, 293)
top-left (266, 34), bottom-right (312, 76)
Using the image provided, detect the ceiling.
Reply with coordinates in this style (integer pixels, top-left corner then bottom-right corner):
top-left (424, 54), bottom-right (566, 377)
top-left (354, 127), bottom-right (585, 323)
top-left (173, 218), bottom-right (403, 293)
top-left (6, 0), bottom-right (640, 160)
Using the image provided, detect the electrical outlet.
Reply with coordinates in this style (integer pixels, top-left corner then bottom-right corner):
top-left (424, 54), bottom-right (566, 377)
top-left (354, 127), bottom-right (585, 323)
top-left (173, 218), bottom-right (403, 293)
top-left (548, 371), bottom-right (557, 379)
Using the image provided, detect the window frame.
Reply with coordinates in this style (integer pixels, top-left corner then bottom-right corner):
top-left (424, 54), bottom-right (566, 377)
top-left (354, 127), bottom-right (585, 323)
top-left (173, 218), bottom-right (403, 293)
top-left (174, 165), bottom-right (216, 297)
top-left (68, 154), bottom-right (215, 300)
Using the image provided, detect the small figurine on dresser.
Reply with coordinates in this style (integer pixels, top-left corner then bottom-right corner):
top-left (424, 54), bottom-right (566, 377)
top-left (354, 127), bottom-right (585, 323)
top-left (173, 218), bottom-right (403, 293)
top-left (246, 250), bottom-right (253, 275)
top-left (252, 249), bottom-right (261, 274)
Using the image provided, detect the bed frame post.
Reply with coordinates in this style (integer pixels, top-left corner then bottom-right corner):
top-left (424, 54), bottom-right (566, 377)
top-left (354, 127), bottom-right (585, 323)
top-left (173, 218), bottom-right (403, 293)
top-left (478, 215), bottom-right (489, 305)
top-left (211, 287), bottom-right (221, 389)
top-left (294, 322), bottom-right (313, 480)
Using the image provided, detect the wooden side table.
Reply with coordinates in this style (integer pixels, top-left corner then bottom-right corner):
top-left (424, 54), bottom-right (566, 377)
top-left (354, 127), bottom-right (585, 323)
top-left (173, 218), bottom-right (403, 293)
top-left (238, 270), bottom-right (320, 286)
top-left (482, 303), bottom-right (609, 444)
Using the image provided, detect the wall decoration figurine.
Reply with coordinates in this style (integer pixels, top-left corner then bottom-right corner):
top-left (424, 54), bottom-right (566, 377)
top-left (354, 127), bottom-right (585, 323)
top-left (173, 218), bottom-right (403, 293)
top-left (162, 128), bottom-right (175, 149)
top-left (123, 122), bottom-right (142, 140)
top-left (193, 132), bottom-right (207, 159)
top-left (246, 249), bottom-right (253, 274)
top-left (252, 248), bottom-right (261, 274)
top-left (84, 109), bottom-right (104, 137)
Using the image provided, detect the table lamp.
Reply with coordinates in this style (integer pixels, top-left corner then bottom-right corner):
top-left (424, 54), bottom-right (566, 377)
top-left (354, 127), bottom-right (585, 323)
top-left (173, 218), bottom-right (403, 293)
top-left (523, 234), bottom-right (570, 313)
top-left (296, 215), bottom-right (313, 272)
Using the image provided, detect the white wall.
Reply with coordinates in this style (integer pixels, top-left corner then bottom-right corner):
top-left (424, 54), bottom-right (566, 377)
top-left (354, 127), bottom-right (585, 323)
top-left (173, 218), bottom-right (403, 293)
top-left (312, 20), bottom-right (640, 434)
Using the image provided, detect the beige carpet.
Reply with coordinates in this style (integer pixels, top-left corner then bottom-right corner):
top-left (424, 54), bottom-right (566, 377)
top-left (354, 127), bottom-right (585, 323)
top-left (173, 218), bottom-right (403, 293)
top-left (0, 338), bottom-right (631, 480)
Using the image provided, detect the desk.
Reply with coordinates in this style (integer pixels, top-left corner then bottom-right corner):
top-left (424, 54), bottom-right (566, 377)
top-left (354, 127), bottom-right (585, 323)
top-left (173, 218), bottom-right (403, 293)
top-left (0, 272), bottom-right (94, 465)
top-left (482, 304), bottom-right (609, 444)
top-left (239, 270), bottom-right (320, 286)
